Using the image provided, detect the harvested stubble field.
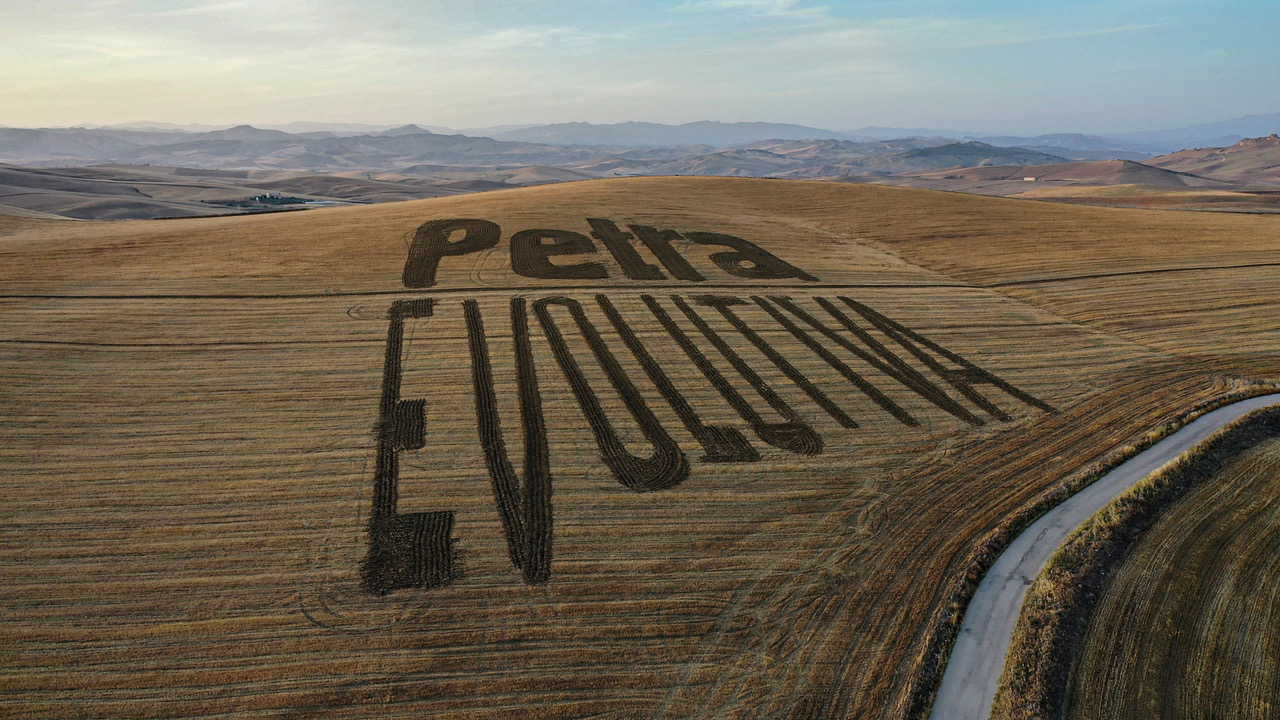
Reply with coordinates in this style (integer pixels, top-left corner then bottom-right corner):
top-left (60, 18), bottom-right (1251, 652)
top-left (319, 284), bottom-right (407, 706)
top-left (1066, 416), bottom-right (1280, 720)
top-left (993, 407), bottom-right (1280, 720)
top-left (1, 177), bottom-right (1278, 719)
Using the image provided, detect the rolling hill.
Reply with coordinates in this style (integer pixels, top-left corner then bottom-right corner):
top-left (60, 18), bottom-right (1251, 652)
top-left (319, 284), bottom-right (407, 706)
top-left (2, 177), bottom-right (1278, 718)
top-left (0, 164), bottom-right (537, 220)
top-left (857, 141), bottom-right (1069, 173)
top-left (887, 159), bottom-right (1226, 189)
top-left (1146, 134), bottom-right (1280, 184)
top-left (599, 140), bottom-right (1071, 179)
top-left (864, 158), bottom-right (1280, 213)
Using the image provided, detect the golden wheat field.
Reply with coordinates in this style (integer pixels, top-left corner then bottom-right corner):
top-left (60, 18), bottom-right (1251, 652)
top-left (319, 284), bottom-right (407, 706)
top-left (2, 177), bottom-right (1278, 718)
top-left (1067, 425), bottom-right (1280, 720)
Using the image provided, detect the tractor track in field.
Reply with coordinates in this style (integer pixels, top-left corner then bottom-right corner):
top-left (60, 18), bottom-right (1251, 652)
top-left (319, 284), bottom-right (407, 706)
top-left (0, 281), bottom-right (972, 301)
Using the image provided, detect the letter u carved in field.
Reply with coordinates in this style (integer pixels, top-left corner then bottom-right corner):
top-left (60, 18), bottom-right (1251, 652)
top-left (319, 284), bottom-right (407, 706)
top-left (465, 298), bottom-right (553, 584)
top-left (362, 299), bottom-right (455, 594)
top-left (533, 297), bottom-right (690, 492)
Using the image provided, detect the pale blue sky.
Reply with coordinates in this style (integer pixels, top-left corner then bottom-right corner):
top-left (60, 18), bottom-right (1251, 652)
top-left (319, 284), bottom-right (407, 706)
top-left (1, 0), bottom-right (1275, 133)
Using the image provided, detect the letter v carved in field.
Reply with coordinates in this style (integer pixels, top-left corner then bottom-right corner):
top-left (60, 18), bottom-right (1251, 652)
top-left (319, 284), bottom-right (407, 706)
top-left (464, 298), bottom-right (553, 584)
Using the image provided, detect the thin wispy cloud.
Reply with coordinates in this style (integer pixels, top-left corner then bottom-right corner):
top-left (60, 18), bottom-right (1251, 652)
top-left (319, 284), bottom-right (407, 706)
top-left (943, 21), bottom-right (1171, 49)
top-left (0, 0), bottom-right (1274, 133)
top-left (677, 0), bottom-right (830, 21)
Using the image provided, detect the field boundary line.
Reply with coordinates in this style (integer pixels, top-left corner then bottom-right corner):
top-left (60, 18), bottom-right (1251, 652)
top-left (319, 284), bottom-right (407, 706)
top-left (0, 338), bottom-right (384, 348)
top-left (986, 261), bottom-right (1280, 287)
top-left (0, 282), bottom-right (973, 302)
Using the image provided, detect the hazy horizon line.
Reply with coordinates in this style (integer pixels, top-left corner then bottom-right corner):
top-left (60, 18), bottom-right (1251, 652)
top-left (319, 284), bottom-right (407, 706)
top-left (5, 110), bottom-right (1279, 139)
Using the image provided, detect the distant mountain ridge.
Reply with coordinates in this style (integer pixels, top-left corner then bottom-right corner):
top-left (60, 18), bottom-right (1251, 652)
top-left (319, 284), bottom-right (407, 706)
top-left (0, 125), bottom-right (601, 170)
top-left (378, 124), bottom-right (434, 137)
top-left (201, 125), bottom-right (297, 141)
top-left (490, 120), bottom-right (867, 147)
top-left (7, 132), bottom-right (1280, 220)
top-left (2, 114), bottom-right (1277, 183)
top-left (1111, 113), bottom-right (1280, 153)
top-left (473, 116), bottom-right (1280, 154)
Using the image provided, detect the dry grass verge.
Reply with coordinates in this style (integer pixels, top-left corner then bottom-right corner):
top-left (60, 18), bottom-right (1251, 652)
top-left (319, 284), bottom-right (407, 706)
top-left (990, 404), bottom-right (1280, 720)
top-left (904, 386), bottom-right (1280, 719)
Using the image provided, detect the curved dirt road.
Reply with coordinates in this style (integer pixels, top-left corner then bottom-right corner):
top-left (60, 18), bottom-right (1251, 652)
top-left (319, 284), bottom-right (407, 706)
top-left (928, 392), bottom-right (1280, 720)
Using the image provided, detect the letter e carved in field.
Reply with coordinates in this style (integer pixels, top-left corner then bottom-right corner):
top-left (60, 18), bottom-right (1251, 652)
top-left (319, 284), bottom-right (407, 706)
top-left (510, 229), bottom-right (609, 280)
top-left (362, 299), bottom-right (455, 594)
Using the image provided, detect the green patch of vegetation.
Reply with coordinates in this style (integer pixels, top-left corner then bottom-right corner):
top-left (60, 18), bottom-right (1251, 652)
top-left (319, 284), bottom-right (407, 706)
top-left (221, 194), bottom-right (310, 208)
